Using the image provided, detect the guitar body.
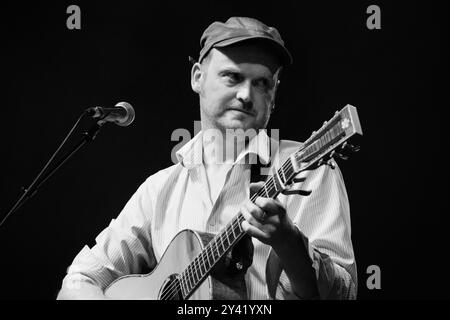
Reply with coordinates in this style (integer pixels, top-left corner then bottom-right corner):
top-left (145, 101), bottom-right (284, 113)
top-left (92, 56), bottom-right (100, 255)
top-left (104, 229), bottom-right (248, 300)
top-left (104, 105), bottom-right (362, 300)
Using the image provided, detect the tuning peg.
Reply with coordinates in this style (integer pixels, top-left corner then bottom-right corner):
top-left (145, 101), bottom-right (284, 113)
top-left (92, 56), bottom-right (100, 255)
top-left (282, 188), bottom-right (312, 196)
top-left (292, 177), bottom-right (306, 183)
top-left (347, 144), bottom-right (360, 152)
top-left (341, 142), bottom-right (360, 153)
top-left (335, 110), bottom-right (339, 115)
top-left (327, 159), bottom-right (336, 169)
top-left (334, 152), bottom-right (349, 160)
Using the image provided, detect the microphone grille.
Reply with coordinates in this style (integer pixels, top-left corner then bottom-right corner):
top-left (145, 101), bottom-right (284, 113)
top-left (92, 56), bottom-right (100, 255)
top-left (115, 102), bottom-right (135, 127)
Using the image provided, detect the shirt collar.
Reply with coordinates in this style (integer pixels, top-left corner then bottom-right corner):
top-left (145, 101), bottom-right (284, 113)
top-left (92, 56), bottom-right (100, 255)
top-left (176, 129), bottom-right (271, 169)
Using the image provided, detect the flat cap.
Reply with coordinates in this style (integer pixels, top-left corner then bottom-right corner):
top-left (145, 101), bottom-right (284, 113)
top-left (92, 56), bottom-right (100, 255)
top-left (199, 17), bottom-right (293, 66)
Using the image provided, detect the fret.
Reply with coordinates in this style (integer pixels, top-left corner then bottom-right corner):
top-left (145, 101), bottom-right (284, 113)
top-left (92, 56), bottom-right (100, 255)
top-left (224, 228), bottom-right (231, 248)
top-left (329, 130), bottom-right (335, 143)
top-left (334, 126), bottom-right (340, 137)
top-left (213, 239), bottom-right (221, 261)
top-left (268, 178), bottom-right (278, 197)
top-left (228, 223), bottom-right (236, 244)
top-left (333, 125), bottom-right (339, 138)
top-left (335, 125), bottom-right (342, 137)
top-left (234, 218), bottom-right (242, 236)
top-left (205, 244), bottom-right (214, 266)
top-left (279, 166), bottom-right (286, 184)
top-left (329, 127), bottom-right (335, 140)
top-left (205, 246), bottom-right (213, 269)
top-left (199, 253), bottom-right (207, 275)
top-left (272, 173), bottom-right (282, 192)
top-left (236, 216), bottom-right (244, 233)
top-left (185, 270), bottom-right (193, 293)
top-left (290, 154), bottom-right (301, 173)
top-left (320, 133), bottom-right (326, 146)
top-left (257, 186), bottom-right (267, 199)
top-left (180, 275), bottom-right (188, 298)
top-left (304, 146), bottom-right (311, 157)
top-left (264, 178), bottom-right (274, 197)
top-left (284, 161), bottom-right (294, 181)
top-left (263, 183), bottom-right (269, 197)
top-left (219, 234), bottom-right (226, 253)
top-left (197, 255), bottom-right (206, 280)
top-left (331, 128), bottom-right (335, 140)
top-left (315, 138), bottom-right (320, 151)
top-left (230, 218), bottom-right (237, 240)
top-left (217, 238), bottom-right (225, 256)
top-left (191, 262), bottom-right (199, 284)
top-left (309, 142), bottom-right (316, 154)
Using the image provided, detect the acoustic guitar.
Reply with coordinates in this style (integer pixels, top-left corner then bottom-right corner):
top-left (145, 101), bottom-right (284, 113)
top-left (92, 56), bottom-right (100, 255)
top-left (104, 104), bottom-right (363, 300)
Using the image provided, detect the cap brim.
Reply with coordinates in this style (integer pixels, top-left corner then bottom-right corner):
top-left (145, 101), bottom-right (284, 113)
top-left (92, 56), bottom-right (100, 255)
top-left (212, 35), bottom-right (293, 66)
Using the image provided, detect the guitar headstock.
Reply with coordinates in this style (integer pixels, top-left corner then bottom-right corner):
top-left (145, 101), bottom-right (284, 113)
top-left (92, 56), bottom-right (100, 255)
top-left (293, 104), bottom-right (363, 173)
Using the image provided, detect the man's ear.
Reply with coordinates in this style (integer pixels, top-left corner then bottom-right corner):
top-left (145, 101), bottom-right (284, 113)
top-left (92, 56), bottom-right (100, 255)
top-left (191, 62), bottom-right (203, 94)
top-left (270, 79), bottom-right (281, 113)
top-left (269, 66), bottom-right (283, 113)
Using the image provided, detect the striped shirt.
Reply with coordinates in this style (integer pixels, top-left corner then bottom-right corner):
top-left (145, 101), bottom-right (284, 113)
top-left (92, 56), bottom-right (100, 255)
top-left (62, 130), bottom-right (357, 299)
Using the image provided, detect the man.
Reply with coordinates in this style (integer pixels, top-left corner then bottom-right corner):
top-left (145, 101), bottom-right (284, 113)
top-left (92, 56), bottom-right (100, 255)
top-left (57, 17), bottom-right (357, 300)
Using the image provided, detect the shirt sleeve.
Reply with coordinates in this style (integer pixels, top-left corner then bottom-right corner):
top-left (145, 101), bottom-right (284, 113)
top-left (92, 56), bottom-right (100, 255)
top-left (61, 177), bottom-right (157, 291)
top-left (266, 162), bottom-right (358, 299)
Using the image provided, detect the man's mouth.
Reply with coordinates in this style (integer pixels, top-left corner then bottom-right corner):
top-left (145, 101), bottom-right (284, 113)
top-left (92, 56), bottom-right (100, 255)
top-left (227, 108), bottom-right (254, 116)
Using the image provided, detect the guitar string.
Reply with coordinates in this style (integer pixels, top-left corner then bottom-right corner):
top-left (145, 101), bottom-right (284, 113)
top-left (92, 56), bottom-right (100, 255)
top-left (160, 147), bottom-right (320, 300)
top-left (160, 154), bottom-right (296, 300)
top-left (159, 184), bottom-right (269, 300)
top-left (160, 133), bottom-right (341, 300)
top-left (160, 214), bottom-right (249, 300)
top-left (159, 164), bottom-right (291, 300)
top-left (161, 206), bottom-right (250, 299)
top-left (159, 172), bottom-right (283, 300)
top-left (160, 213), bottom-right (246, 299)
top-left (161, 132), bottom-right (344, 300)
top-left (159, 155), bottom-right (299, 300)
top-left (164, 125), bottom-right (347, 298)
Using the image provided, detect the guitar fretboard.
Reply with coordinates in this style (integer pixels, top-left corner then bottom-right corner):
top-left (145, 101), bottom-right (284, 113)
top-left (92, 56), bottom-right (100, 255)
top-left (178, 114), bottom-right (348, 299)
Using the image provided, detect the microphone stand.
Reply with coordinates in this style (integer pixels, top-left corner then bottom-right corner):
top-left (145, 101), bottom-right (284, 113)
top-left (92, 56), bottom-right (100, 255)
top-left (1, 116), bottom-right (105, 227)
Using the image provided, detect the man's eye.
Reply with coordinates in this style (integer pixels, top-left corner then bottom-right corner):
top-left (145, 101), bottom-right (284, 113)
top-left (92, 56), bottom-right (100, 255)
top-left (255, 79), bottom-right (273, 91)
top-left (224, 72), bottom-right (241, 83)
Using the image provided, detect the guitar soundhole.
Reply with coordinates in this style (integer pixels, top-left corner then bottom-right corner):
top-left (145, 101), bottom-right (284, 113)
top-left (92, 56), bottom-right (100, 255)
top-left (159, 274), bottom-right (184, 300)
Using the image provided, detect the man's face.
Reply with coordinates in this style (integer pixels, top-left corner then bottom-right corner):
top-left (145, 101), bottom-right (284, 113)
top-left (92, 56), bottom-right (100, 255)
top-left (193, 43), bottom-right (281, 132)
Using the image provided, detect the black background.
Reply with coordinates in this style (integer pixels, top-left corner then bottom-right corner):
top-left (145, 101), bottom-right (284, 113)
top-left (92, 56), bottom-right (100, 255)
top-left (1, 1), bottom-right (448, 300)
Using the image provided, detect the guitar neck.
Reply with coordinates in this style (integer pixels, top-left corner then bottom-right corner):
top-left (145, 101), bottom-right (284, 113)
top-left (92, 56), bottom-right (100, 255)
top-left (179, 150), bottom-right (301, 299)
top-left (178, 104), bottom-right (362, 299)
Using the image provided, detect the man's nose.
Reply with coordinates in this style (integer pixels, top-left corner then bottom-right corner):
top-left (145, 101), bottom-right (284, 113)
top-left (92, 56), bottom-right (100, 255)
top-left (236, 81), bottom-right (253, 108)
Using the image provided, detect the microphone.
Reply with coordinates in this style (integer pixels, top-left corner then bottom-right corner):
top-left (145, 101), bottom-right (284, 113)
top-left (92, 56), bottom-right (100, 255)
top-left (86, 102), bottom-right (135, 127)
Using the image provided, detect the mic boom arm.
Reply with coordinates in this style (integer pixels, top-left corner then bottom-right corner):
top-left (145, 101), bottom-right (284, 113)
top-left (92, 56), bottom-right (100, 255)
top-left (1, 102), bottom-right (134, 227)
